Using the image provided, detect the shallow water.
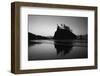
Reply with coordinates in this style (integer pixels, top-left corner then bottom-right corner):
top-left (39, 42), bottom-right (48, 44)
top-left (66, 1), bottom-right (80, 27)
top-left (28, 40), bottom-right (88, 61)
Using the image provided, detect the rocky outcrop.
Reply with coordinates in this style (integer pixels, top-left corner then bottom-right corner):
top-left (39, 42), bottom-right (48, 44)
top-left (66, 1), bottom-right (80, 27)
top-left (54, 24), bottom-right (77, 40)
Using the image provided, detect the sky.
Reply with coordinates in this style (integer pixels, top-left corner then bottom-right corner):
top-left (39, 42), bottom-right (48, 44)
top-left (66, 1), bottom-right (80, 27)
top-left (28, 15), bottom-right (88, 36)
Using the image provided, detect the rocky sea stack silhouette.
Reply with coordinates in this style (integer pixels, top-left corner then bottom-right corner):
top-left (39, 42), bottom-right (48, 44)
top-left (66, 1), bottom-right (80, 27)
top-left (54, 24), bottom-right (77, 40)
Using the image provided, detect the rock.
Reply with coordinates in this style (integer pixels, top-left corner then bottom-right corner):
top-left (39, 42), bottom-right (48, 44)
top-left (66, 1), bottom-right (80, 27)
top-left (54, 24), bottom-right (77, 40)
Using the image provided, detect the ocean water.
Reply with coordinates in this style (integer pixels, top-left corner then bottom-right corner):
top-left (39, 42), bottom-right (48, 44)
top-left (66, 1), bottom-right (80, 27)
top-left (28, 40), bottom-right (88, 61)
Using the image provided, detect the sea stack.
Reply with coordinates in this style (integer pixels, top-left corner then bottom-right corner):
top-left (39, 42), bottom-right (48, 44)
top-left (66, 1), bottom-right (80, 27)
top-left (54, 24), bottom-right (77, 40)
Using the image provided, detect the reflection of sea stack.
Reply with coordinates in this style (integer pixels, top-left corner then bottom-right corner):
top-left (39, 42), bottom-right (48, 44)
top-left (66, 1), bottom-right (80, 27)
top-left (54, 41), bottom-right (73, 55)
top-left (54, 24), bottom-right (77, 40)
